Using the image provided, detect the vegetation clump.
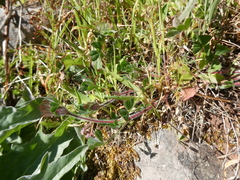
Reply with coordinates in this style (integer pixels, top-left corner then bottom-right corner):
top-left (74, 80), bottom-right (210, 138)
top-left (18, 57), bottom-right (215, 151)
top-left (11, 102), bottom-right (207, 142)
top-left (0, 0), bottom-right (239, 179)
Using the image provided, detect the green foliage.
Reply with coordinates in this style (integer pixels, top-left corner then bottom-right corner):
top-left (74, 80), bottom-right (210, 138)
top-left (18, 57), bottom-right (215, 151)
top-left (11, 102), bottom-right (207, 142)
top-left (94, 129), bottom-right (103, 142)
top-left (172, 61), bottom-right (193, 85)
top-left (166, 18), bottom-right (192, 37)
top-left (192, 34), bottom-right (231, 88)
top-left (215, 44), bottom-right (231, 56)
top-left (0, 98), bottom-right (44, 144)
top-left (62, 54), bottom-right (87, 70)
top-left (193, 35), bottom-right (212, 53)
top-left (124, 99), bottom-right (135, 110)
top-left (0, 122), bottom-right (81, 179)
top-left (1, 0), bottom-right (238, 179)
top-left (119, 109), bottom-right (129, 121)
top-left (0, 96), bottom-right (106, 179)
top-left (107, 71), bottom-right (141, 93)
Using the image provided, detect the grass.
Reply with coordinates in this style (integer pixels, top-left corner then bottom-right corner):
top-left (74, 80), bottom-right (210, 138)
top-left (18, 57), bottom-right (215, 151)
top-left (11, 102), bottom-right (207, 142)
top-left (1, 0), bottom-right (240, 179)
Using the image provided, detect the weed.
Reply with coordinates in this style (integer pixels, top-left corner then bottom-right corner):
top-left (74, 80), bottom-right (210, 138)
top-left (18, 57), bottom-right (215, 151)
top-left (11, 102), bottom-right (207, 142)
top-left (0, 0), bottom-right (239, 179)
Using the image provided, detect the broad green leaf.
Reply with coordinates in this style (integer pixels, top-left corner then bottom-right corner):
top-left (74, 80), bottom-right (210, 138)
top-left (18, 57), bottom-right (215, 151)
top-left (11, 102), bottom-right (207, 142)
top-left (90, 50), bottom-right (100, 61)
top-left (40, 121), bottom-right (62, 128)
top-left (18, 145), bottom-right (88, 180)
top-left (18, 152), bottom-right (50, 180)
top-left (91, 42), bottom-right (102, 50)
top-left (184, 18), bottom-right (192, 29)
top-left (199, 73), bottom-right (223, 84)
top-left (62, 84), bottom-right (78, 97)
top-left (124, 99), bottom-right (134, 110)
top-left (38, 145), bottom-right (88, 180)
top-left (119, 109), bottom-right (129, 121)
top-left (174, 62), bottom-right (193, 83)
top-left (92, 58), bottom-right (103, 69)
top-left (81, 81), bottom-right (95, 91)
top-left (176, 18), bottom-right (192, 31)
top-left (219, 80), bottom-right (234, 89)
top-left (62, 84), bottom-right (91, 104)
top-left (207, 74), bottom-right (218, 84)
top-left (75, 91), bottom-right (92, 104)
top-left (0, 121), bottom-right (76, 180)
top-left (215, 44), bottom-right (230, 56)
top-left (166, 28), bottom-right (181, 37)
top-left (87, 137), bottom-right (104, 150)
top-left (193, 42), bottom-right (203, 54)
top-left (198, 35), bottom-right (212, 46)
top-left (117, 59), bottom-right (134, 73)
top-left (5, 132), bottom-right (22, 144)
top-left (209, 58), bottom-right (222, 72)
top-left (180, 72), bottom-right (193, 82)
top-left (206, 53), bottom-right (214, 63)
top-left (203, 44), bottom-right (211, 55)
top-left (161, 3), bottom-right (169, 20)
top-left (94, 129), bottom-right (103, 142)
top-left (177, 24), bottom-right (188, 31)
top-left (198, 73), bottom-right (216, 84)
top-left (63, 58), bottom-right (84, 70)
top-left (62, 54), bottom-right (74, 70)
top-left (0, 98), bottom-right (44, 143)
top-left (110, 112), bottom-right (118, 119)
top-left (212, 73), bottom-right (225, 83)
top-left (199, 58), bottom-right (207, 69)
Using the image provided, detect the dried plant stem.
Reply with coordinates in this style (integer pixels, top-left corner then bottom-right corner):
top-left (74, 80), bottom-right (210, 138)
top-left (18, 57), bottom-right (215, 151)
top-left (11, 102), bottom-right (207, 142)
top-left (196, 93), bottom-right (240, 105)
top-left (2, 0), bottom-right (14, 105)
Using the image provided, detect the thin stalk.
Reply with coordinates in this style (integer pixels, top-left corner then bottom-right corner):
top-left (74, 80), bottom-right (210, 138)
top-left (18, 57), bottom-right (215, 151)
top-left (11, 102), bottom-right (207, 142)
top-left (130, 0), bottom-right (139, 48)
top-left (55, 99), bottom-right (159, 124)
top-left (29, 53), bottom-right (34, 90)
top-left (40, 90), bottom-right (166, 124)
top-left (101, 90), bottom-right (134, 107)
top-left (2, 0), bottom-right (13, 105)
top-left (149, 17), bottom-right (161, 76)
top-left (158, 1), bottom-right (165, 74)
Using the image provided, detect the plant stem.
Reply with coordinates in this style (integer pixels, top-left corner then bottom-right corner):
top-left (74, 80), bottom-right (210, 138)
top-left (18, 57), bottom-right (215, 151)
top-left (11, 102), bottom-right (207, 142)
top-left (57, 99), bottom-right (160, 124)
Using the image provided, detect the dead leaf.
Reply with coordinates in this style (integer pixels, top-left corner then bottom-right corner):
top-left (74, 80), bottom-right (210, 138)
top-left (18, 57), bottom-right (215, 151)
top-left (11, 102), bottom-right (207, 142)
top-left (180, 87), bottom-right (198, 101)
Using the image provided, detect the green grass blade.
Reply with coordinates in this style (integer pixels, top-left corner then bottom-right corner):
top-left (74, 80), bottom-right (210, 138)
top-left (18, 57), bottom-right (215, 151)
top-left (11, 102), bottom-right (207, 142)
top-left (107, 71), bottom-right (141, 93)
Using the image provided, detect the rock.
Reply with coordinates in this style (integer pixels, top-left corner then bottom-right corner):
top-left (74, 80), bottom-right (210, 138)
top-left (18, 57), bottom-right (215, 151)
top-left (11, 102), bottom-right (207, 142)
top-left (134, 129), bottom-right (234, 180)
top-left (0, 4), bottom-right (41, 53)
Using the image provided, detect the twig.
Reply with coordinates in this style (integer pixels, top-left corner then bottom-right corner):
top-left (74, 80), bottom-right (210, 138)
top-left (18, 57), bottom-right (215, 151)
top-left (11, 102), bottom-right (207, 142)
top-left (195, 93), bottom-right (240, 105)
top-left (2, 0), bottom-right (14, 105)
top-left (0, 6), bottom-right (13, 30)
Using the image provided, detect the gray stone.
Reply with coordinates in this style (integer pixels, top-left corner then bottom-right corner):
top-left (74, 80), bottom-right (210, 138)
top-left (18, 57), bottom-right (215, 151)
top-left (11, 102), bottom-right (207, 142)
top-left (134, 129), bottom-right (232, 180)
top-left (0, 5), bottom-right (41, 52)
